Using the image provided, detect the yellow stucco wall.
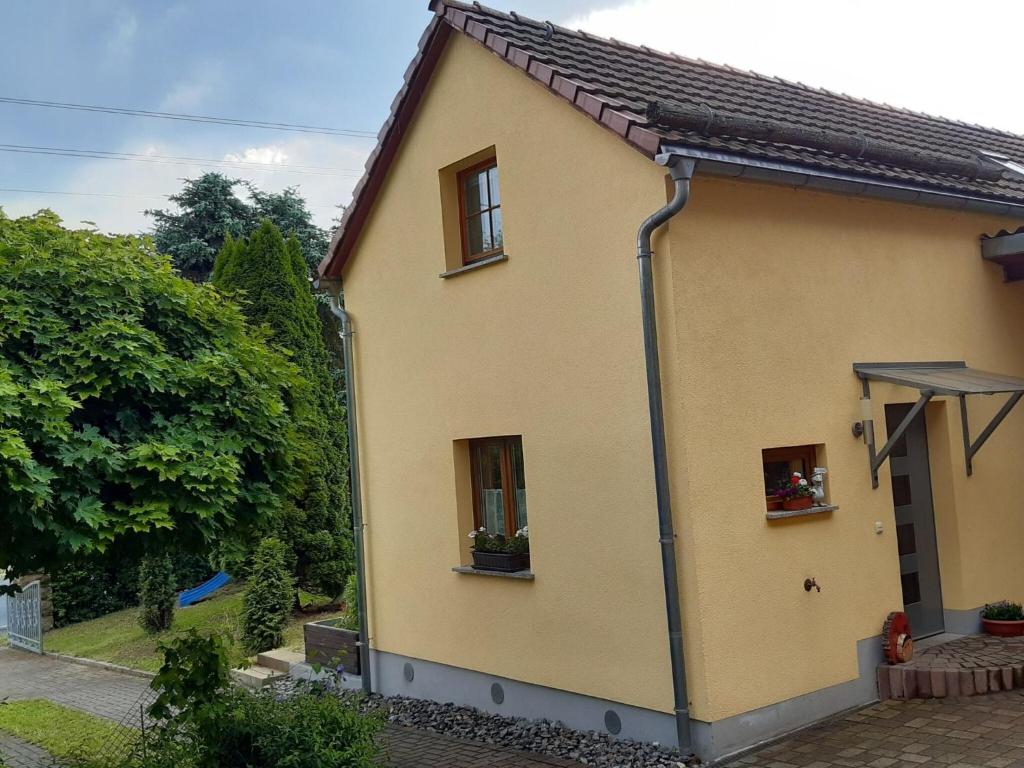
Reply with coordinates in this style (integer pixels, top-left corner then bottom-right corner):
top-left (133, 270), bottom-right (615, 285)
top-left (342, 32), bottom-right (680, 716)
top-left (341, 29), bottom-right (1024, 724)
top-left (665, 178), bottom-right (1024, 719)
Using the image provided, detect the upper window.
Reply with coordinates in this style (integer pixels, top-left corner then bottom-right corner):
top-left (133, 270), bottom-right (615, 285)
top-left (458, 159), bottom-right (503, 264)
top-left (470, 435), bottom-right (527, 536)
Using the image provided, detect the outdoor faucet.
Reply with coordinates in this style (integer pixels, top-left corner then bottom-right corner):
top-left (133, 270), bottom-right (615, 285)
top-left (804, 578), bottom-right (821, 593)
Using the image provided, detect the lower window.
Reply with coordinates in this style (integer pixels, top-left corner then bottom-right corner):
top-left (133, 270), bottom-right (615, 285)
top-left (470, 435), bottom-right (527, 535)
top-left (763, 444), bottom-right (818, 509)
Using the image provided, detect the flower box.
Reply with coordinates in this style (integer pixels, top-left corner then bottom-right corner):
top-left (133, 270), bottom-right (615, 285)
top-left (783, 496), bottom-right (813, 511)
top-left (304, 617), bottom-right (361, 675)
top-left (471, 550), bottom-right (531, 573)
top-left (766, 496), bottom-right (783, 511)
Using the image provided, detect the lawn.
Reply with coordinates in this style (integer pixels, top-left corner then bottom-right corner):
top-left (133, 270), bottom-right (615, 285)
top-left (0, 699), bottom-right (131, 764)
top-left (44, 585), bottom-right (342, 673)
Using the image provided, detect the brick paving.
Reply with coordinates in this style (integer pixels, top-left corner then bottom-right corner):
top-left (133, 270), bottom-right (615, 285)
top-left (10, 646), bottom-right (1024, 768)
top-left (0, 734), bottom-right (53, 768)
top-left (0, 648), bottom-right (571, 768)
top-left (880, 636), bottom-right (1024, 701)
top-left (729, 690), bottom-right (1024, 768)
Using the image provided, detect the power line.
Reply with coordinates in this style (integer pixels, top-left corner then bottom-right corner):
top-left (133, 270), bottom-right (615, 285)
top-left (0, 96), bottom-right (379, 138)
top-left (0, 186), bottom-right (342, 210)
top-left (0, 143), bottom-right (366, 177)
top-left (0, 187), bottom-right (164, 200)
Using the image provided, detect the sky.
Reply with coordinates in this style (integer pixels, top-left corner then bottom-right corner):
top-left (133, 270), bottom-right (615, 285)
top-left (1, 0), bottom-right (1022, 236)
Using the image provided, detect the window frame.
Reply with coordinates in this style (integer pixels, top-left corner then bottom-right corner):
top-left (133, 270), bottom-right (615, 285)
top-left (762, 445), bottom-right (817, 504)
top-left (469, 435), bottom-right (525, 536)
top-left (457, 158), bottom-right (503, 265)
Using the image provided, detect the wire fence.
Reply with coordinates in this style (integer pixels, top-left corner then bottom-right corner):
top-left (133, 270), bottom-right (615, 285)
top-left (58, 684), bottom-right (160, 767)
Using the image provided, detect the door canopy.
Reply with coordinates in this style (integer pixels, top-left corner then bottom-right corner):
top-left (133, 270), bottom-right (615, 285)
top-left (852, 361), bottom-right (1024, 487)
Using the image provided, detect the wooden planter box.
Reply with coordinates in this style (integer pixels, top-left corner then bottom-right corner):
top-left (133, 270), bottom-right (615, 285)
top-left (471, 550), bottom-right (531, 573)
top-left (304, 618), bottom-right (361, 675)
top-left (783, 496), bottom-right (813, 511)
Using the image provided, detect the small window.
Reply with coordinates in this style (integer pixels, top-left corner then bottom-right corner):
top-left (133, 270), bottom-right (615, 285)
top-left (458, 159), bottom-right (503, 264)
top-left (469, 435), bottom-right (527, 536)
top-left (763, 445), bottom-right (817, 507)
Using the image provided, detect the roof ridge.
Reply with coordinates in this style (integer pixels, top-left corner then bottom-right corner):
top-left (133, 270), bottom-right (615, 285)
top-left (439, 0), bottom-right (1024, 142)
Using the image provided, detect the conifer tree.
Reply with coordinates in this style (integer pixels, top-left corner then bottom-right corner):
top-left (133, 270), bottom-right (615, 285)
top-left (213, 221), bottom-right (351, 599)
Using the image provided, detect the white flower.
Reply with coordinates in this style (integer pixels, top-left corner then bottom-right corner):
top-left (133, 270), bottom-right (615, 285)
top-left (478, 527), bottom-right (486, 532)
top-left (792, 472), bottom-right (803, 479)
top-left (468, 531), bottom-right (478, 539)
top-left (798, 478), bottom-right (808, 486)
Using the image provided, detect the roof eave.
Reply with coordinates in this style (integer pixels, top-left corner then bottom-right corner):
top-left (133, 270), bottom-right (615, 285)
top-left (661, 143), bottom-right (1024, 218)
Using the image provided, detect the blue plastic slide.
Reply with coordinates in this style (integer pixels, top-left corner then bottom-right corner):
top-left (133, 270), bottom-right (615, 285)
top-left (178, 572), bottom-right (231, 608)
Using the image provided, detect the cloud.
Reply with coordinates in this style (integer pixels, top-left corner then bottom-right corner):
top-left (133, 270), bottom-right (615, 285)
top-left (0, 135), bottom-right (369, 236)
top-left (561, 0), bottom-right (1024, 135)
top-left (224, 146), bottom-right (289, 165)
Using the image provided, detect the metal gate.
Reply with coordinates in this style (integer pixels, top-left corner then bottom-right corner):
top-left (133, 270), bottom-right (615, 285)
top-left (7, 580), bottom-right (43, 653)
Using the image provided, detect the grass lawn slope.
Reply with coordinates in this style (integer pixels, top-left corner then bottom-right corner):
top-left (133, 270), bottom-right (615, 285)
top-left (45, 586), bottom-right (340, 673)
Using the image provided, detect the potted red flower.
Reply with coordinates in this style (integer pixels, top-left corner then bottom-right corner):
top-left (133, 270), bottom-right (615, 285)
top-left (776, 472), bottom-right (815, 511)
top-left (981, 601), bottom-right (1024, 636)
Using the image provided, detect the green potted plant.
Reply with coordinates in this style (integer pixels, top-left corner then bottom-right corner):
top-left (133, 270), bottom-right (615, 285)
top-left (469, 526), bottom-right (530, 573)
top-left (981, 600), bottom-right (1024, 636)
top-left (776, 472), bottom-right (815, 511)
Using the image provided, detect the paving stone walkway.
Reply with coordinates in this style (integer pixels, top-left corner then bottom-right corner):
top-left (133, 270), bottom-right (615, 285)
top-left (0, 648), bottom-right (571, 768)
top-left (0, 734), bottom-right (53, 768)
top-left (10, 647), bottom-right (1024, 767)
top-left (729, 690), bottom-right (1024, 768)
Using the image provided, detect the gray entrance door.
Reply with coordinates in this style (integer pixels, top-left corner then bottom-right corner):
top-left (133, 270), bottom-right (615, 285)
top-left (886, 403), bottom-right (944, 637)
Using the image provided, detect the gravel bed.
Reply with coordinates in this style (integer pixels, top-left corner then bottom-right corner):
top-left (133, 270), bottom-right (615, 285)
top-left (274, 677), bottom-right (697, 767)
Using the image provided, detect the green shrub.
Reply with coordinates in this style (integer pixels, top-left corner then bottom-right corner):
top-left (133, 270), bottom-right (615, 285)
top-left (213, 222), bottom-right (352, 600)
top-left (339, 574), bottom-right (359, 631)
top-left (982, 600), bottom-right (1024, 621)
top-left (51, 550), bottom-right (140, 627)
top-left (0, 211), bottom-right (299, 581)
top-left (142, 631), bottom-right (381, 768)
top-left (52, 550), bottom-right (214, 628)
top-left (242, 538), bottom-right (295, 653)
top-left (149, 630), bottom-right (232, 724)
top-left (139, 554), bottom-right (176, 634)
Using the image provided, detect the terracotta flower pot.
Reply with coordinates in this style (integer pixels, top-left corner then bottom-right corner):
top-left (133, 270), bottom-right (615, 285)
top-left (782, 496), bottom-right (813, 511)
top-left (982, 618), bottom-right (1024, 637)
top-left (766, 496), bottom-right (783, 511)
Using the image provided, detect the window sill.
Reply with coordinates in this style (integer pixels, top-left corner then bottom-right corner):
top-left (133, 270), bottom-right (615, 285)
top-left (766, 503), bottom-right (838, 521)
top-left (439, 253), bottom-right (507, 278)
top-left (452, 566), bottom-right (534, 580)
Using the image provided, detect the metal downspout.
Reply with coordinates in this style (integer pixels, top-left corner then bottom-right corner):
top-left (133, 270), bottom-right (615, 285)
top-left (324, 291), bottom-right (372, 696)
top-left (636, 154), bottom-right (696, 753)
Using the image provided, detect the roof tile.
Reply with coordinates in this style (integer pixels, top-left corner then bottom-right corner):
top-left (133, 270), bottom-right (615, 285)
top-left (321, 0), bottom-right (1024, 276)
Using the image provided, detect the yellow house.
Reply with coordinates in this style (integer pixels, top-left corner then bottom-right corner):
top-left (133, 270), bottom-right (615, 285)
top-left (318, 1), bottom-right (1024, 760)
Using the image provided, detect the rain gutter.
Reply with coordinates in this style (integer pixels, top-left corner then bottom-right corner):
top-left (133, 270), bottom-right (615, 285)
top-left (659, 144), bottom-right (1024, 217)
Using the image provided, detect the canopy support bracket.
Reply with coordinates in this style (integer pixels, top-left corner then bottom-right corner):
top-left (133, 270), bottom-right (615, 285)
top-left (959, 391), bottom-right (1023, 476)
top-left (860, 380), bottom-right (933, 489)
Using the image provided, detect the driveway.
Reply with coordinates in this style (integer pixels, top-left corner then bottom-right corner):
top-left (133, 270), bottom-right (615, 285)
top-left (0, 648), bottom-right (572, 768)
top-left (6, 648), bottom-right (1024, 768)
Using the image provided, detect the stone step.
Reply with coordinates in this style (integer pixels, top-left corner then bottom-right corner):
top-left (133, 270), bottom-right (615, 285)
top-left (256, 648), bottom-right (306, 673)
top-left (231, 664), bottom-right (287, 690)
top-left (878, 662), bottom-right (1024, 700)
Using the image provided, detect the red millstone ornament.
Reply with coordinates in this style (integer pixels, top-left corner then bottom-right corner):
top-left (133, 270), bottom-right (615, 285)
top-left (882, 611), bottom-right (913, 664)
